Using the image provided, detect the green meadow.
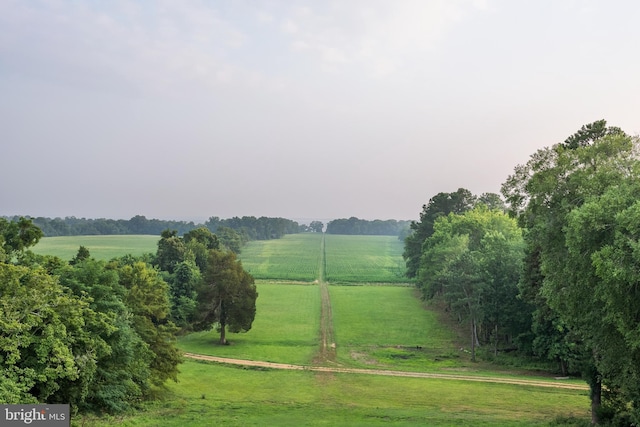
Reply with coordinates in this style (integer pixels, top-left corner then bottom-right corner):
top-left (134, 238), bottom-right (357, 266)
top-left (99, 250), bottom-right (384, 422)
top-left (80, 360), bottom-right (589, 427)
top-left (32, 235), bottom-right (159, 261)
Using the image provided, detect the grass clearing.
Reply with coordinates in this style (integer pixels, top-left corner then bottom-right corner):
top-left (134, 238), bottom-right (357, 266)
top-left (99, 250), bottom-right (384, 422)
top-left (330, 285), bottom-right (463, 371)
top-left (76, 359), bottom-right (590, 426)
top-left (32, 235), bottom-right (159, 261)
top-left (240, 234), bottom-right (322, 281)
top-left (178, 282), bottom-right (321, 365)
top-left (324, 235), bottom-right (406, 283)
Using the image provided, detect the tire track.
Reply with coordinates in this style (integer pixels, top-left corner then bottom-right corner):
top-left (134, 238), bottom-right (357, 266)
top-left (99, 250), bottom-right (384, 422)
top-left (183, 352), bottom-right (588, 390)
top-left (317, 232), bottom-right (337, 363)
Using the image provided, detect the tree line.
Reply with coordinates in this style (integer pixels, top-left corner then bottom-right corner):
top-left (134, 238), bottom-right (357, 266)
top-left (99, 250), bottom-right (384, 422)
top-left (404, 120), bottom-right (640, 425)
top-left (0, 220), bottom-right (257, 415)
top-left (4, 214), bottom-right (303, 240)
top-left (325, 217), bottom-right (410, 236)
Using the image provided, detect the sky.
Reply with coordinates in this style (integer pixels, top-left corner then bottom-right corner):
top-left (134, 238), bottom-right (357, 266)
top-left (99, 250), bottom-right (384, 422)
top-left (1, 0), bottom-right (639, 223)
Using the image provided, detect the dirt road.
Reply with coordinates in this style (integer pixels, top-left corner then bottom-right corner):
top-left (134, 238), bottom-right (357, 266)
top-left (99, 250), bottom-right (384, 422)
top-left (183, 352), bottom-right (588, 391)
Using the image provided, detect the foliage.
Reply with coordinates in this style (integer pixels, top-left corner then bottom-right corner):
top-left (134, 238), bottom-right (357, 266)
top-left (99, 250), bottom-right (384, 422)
top-left (501, 120), bottom-right (640, 423)
top-left (403, 188), bottom-right (478, 278)
top-left (416, 207), bottom-right (526, 361)
top-left (325, 217), bottom-right (410, 236)
top-left (193, 250), bottom-right (258, 344)
top-left (118, 262), bottom-right (182, 386)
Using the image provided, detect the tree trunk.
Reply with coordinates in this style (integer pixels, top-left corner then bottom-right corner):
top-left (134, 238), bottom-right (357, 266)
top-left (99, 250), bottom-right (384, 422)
top-left (471, 318), bottom-right (476, 362)
top-left (591, 377), bottom-right (601, 425)
top-left (494, 324), bottom-right (498, 357)
top-left (219, 320), bottom-right (227, 345)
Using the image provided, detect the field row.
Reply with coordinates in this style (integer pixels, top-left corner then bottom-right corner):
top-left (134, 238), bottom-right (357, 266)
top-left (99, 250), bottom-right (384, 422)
top-left (240, 233), bottom-right (408, 283)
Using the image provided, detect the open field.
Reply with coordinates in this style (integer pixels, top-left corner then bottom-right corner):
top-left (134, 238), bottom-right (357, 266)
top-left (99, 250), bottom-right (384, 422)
top-left (29, 233), bottom-right (591, 425)
top-left (324, 234), bottom-right (407, 283)
top-left (240, 233), bottom-right (322, 281)
top-left (78, 360), bottom-right (590, 426)
top-left (32, 235), bottom-right (159, 261)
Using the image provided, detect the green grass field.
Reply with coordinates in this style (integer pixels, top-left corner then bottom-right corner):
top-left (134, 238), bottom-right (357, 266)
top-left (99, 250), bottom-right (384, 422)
top-left (32, 235), bottom-right (159, 261)
top-left (324, 234), bottom-right (407, 283)
top-left (78, 360), bottom-right (590, 427)
top-left (239, 233), bottom-right (322, 281)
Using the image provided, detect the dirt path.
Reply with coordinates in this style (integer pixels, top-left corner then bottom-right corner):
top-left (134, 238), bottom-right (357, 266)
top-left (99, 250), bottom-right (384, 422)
top-left (316, 233), bottom-right (337, 364)
top-left (183, 352), bottom-right (588, 391)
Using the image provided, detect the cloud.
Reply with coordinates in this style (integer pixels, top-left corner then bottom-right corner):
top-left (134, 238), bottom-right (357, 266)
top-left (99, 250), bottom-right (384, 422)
top-left (277, 0), bottom-right (487, 77)
top-left (0, 0), bottom-right (261, 97)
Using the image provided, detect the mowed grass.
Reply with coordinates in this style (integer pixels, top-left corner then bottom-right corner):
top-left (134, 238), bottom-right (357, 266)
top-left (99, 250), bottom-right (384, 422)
top-left (78, 360), bottom-right (590, 426)
top-left (324, 234), bottom-right (407, 283)
top-left (32, 235), bottom-right (159, 261)
top-left (179, 283), bottom-right (320, 365)
top-left (330, 286), bottom-right (461, 371)
top-left (240, 233), bottom-right (322, 281)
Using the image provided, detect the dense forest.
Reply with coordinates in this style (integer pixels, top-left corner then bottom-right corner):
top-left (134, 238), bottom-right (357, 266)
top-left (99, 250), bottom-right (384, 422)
top-left (403, 120), bottom-right (640, 425)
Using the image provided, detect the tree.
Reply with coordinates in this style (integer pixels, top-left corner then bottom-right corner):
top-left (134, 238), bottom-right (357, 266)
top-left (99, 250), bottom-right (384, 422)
top-left (403, 188), bottom-right (476, 278)
top-left (0, 263), bottom-right (111, 409)
top-left (501, 120), bottom-right (638, 424)
top-left (155, 229), bottom-right (187, 273)
top-left (417, 206), bottom-right (524, 361)
top-left (309, 221), bottom-right (324, 233)
top-left (118, 262), bottom-right (182, 386)
top-left (194, 250), bottom-right (258, 344)
top-left (0, 217), bottom-right (43, 261)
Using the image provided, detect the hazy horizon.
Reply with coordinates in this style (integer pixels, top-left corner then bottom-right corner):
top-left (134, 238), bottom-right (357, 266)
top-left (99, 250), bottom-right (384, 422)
top-left (2, 1), bottom-right (639, 222)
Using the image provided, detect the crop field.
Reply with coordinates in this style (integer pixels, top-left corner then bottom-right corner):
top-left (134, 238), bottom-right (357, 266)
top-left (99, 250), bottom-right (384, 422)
top-left (239, 233), bottom-right (322, 281)
top-left (31, 235), bottom-right (159, 261)
top-left (324, 234), bottom-right (407, 283)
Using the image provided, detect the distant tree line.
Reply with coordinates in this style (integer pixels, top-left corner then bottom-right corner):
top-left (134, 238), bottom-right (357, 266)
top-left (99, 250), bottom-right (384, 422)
top-left (404, 120), bottom-right (640, 425)
top-left (3, 214), bottom-right (304, 241)
top-left (325, 217), bottom-right (410, 236)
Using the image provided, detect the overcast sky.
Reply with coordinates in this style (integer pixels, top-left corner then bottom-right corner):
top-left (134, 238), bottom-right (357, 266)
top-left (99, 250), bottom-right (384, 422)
top-left (1, 1), bottom-right (639, 222)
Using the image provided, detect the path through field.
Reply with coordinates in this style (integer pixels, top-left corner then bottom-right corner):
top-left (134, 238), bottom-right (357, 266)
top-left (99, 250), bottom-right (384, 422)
top-left (183, 352), bottom-right (588, 390)
top-left (317, 233), bottom-right (337, 364)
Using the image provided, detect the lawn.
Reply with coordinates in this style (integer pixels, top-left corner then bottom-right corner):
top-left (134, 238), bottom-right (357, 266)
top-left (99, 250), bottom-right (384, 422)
top-left (31, 235), bottom-right (159, 261)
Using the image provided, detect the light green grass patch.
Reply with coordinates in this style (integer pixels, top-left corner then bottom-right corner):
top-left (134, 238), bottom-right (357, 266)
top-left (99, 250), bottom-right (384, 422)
top-left (32, 235), bottom-right (159, 261)
top-left (76, 360), bottom-right (590, 426)
top-left (179, 283), bottom-right (321, 365)
top-left (324, 235), bottom-right (407, 283)
top-left (330, 285), bottom-right (461, 370)
top-left (240, 233), bottom-right (322, 281)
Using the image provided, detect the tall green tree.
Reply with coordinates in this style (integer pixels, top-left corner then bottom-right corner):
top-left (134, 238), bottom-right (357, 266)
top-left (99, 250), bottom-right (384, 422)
top-left (502, 121), bottom-right (638, 424)
top-left (417, 207), bottom-right (524, 361)
top-left (118, 262), bottom-right (182, 386)
top-left (0, 264), bottom-right (109, 409)
top-left (404, 188), bottom-right (476, 278)
top-left (194, 250), bottom-right (258, 344)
